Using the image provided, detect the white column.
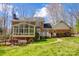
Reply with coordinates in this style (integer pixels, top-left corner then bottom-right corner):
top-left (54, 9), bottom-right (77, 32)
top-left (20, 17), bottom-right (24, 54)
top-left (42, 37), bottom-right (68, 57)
top-left (28, 26), bottom-right (30, 35)
top-left (34, 26), bottom-right (35, 35)
top-left (12, 27), bottom-right (14, 35)
top-left (17, 26), bottom-right (18, 35)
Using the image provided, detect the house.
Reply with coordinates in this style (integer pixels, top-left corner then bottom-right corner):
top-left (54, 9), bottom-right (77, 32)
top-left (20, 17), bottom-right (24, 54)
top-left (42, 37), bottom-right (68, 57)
top-left (11, 16), bottom-right (72, 43)
top-left (52, 20), bottom-right (72, 37)
top-left (38, 20), bottom-right (72, 37)
top-left (12, 18), bottom-right (35, 43)
top-left (40, 23), bottom-right (52, 37)
top-left (11, 17), bottom-right (44, 43)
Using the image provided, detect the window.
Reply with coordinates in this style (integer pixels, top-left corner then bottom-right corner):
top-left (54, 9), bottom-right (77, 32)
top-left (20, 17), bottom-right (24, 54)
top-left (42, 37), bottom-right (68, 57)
top-left (13, 26), bottom-right (18, 35)
top-left (24, 25), bottom-right (28, 35)
top-left (18, 24), bottom-right (29, 35)
top-left (30, 26), bottom-right (34, 35)
top-left (13, 24), bottom-right (35, 35)
top-left (19, 24), bottom-right (23, 35)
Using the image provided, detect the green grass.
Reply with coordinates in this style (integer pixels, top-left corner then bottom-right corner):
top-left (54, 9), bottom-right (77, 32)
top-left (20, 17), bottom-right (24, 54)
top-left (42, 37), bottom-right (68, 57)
top-left (0, 37), bottom-right (79, 56)
top-left (76, 20), bottom-right (79, 32)
top-left (32, 38), bottom-right (56, 44)
top-left (61, 37), bottom-right (79, 44)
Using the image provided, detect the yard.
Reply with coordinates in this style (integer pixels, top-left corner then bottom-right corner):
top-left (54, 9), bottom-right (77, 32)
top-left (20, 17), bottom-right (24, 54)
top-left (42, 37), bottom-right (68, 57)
top-left (0, 37), bottom-right (79, 56)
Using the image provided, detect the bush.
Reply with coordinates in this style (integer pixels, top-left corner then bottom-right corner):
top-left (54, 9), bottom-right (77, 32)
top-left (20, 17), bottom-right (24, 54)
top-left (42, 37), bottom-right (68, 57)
top-left (33, 32), bottom-right (40, 41)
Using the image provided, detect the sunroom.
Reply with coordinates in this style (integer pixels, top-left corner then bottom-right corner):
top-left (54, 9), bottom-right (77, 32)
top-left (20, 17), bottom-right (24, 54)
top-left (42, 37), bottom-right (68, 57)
top-left (12, 22), bottom-right (35, 38)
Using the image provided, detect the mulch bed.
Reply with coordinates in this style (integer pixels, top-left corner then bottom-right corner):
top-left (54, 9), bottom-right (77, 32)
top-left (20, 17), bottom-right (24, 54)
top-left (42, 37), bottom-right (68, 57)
top-left (0, 39), bottom-right (28, 46)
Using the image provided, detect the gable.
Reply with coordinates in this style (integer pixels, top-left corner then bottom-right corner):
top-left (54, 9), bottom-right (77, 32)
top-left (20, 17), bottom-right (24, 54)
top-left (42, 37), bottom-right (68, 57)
top-left (53, 21), bottom-right (70, 30)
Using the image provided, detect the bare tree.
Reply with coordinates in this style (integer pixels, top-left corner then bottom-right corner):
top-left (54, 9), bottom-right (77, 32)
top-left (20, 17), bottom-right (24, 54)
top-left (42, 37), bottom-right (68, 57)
top-left (46, 3), bottom-right (79, 34)
top-left (46, 3), bottom-right (65, 26)
top-left (1, 3), bottom-right (8, 44)
top-left (73, 8), bottom-right (79, 33)
top-left (2, 3), bottom-right (8, 34)
top-left (67, 4), bottom-right (79, 33)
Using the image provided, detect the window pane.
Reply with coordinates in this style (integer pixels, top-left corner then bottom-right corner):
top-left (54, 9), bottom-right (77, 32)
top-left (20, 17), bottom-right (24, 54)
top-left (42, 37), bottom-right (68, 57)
top-left (19, 24), bottom-right (23, 35)
top-left (19, 28), bottom-right (23, 35)
top-left (30, 28), bottom-right (34, 35)
top-left (24, 24), bottom-right (28, 35)
top-left (24, 28), bottom-right (28, 35)
top-left (18, 24), bottom-right (29, 35)
top-left (13, 26), bottom-right (18, 35)
top-left (30, 26), bottom-right (34, 35)
top-left (25, 25), bottom-right (28, 28)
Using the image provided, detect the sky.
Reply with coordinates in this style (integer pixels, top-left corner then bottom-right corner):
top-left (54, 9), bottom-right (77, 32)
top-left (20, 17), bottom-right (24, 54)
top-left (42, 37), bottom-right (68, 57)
top-left (0, 3), bottom-right (79, 18)
top-left (0, 3), bottom-right (79, 28)
top-left (12, 3), bottom-right (47, 17)
top-left (11, 3), bottom-right (79, 17)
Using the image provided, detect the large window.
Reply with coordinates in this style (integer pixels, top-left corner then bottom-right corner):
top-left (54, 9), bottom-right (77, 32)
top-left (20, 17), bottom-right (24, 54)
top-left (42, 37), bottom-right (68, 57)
top-left (30, 26), bottom-right (34, 35)
top-left (24, 25), bottom-right (28, 35)
top-left (13, 24), bottom-right (35, 35)
top-left (13, 26), bottom-right (18, 35)
top-left (19, 25), bottom-right (23, 35)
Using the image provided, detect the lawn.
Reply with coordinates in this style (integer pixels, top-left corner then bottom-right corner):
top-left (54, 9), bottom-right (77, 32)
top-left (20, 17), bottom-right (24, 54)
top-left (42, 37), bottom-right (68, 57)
top-left (0, 37), bottom-right (79, 56)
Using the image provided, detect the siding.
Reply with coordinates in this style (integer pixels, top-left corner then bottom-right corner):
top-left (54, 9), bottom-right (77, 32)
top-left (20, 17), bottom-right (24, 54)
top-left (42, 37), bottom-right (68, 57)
top-left (53, 21), bottom-right (70, 30)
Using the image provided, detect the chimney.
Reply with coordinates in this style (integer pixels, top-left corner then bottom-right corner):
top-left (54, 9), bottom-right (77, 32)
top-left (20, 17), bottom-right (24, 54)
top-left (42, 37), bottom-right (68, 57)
top-left (13, 13), bottom-right (19, 20)
top-left (12, 7), bottom-right (19, 20)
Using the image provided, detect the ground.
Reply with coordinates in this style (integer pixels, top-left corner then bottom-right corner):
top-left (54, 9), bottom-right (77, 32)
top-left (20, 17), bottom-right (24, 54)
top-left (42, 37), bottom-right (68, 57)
top-left (0, 37), bottom-right (79, 56)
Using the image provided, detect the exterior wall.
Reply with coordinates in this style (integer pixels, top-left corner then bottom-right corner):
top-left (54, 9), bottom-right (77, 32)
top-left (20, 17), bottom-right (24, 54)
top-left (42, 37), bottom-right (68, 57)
top-left (51, 21), bottom-right (72, 37)
top-left (37, 28), bottom-right (51, 38)
top-left (53, 22), bottom-right (70, 30)
top-left (53, 29), bottom-right (71, 33)
top-left (52, 29), bottom-right (71, 37)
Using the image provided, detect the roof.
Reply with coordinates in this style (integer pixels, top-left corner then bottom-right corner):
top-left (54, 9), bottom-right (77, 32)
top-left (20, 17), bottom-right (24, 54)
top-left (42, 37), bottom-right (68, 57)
top-left (53, 20), bottom-right (71, 30)
top-left (44, 23), bottom-right (52, 28)
top-left (12, 19), bottom-right (36, 22)
top-left (13, 17), bottom-right (44, 22)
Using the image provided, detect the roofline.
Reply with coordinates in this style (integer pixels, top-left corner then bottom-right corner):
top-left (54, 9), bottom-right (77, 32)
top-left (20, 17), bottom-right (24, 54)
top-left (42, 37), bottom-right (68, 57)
top-left (12, 19), bottom-right (36, 22)
top-left (12, 17), bottom-right (44, 22)
top-left (12, 22), bottom-right (35, 27)
top-left (52, 20), bottom-right (72, 29)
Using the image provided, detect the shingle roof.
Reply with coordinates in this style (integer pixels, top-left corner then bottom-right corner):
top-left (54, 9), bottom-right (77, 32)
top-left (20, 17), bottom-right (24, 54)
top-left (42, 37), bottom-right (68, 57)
top-left (13, 17), bottom-right (44, 22)
top-left (52, 20), bottom-right (71, 29)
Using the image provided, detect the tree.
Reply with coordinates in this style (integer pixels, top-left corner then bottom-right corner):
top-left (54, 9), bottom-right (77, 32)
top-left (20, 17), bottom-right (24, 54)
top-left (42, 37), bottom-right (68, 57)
top-left (46, 3), bottom-right (79, 34)
top-left (74, 10), bottom-right (79, 33)
top-left (76, 19), bottom-right (79, 33)
top-left (1, 3), bottom-right (10, 45)
top-left (46, 3), bottom-right (66, 26)
top-left (67, 4), bottom-right (79, 33)
top-left (0, 27), bottom-right (3, 34)
top-left (72, 4), bottom-right (79, 33)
